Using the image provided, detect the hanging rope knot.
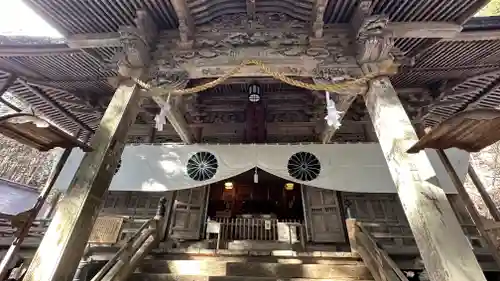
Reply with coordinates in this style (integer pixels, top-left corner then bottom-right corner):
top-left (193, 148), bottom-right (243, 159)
top-left (133, 59), bottom-right (394, 97)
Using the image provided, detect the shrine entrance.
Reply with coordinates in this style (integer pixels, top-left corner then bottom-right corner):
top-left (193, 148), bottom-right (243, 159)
top-left (207, 168), bottom-right (303, 221)
top-left (206, 168), bottom-right (304, 248)
top-left (205, 169), bottom-right (346, 249)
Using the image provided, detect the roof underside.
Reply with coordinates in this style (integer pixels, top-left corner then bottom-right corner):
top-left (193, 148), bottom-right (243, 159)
top-left (0, 0), bottom-right (499, 143)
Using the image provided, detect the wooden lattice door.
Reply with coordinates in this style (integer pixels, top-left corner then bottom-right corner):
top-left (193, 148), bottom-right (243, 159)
top-left (302, 186), bottom-right (345, 243)
top-left (170, 186), bottom-right (208, 240)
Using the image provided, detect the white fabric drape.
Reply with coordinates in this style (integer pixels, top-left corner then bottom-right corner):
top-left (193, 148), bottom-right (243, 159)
top-left (53, 143), bottom-right (468, 194)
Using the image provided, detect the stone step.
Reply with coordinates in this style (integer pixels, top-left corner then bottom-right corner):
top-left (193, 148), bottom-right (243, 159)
top-left (146, 254), bottom-right (363, 265)
top-left (135, 260), bottom-right (372, 279)
top-left (128, 274), bottom-right (374, 281)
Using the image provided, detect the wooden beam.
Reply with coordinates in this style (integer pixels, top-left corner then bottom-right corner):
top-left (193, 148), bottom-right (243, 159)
top-left (310, 0), bottom-right (329, 40)
top-left (442, 30), bottom-right (500, 42)
top-left (22, 77), bottom-right (144, 281)
top-left (153, 95), bottom-right (194, 144)
top-left (0, 45), bottom-right (80, 57)
top-left (436, 149), bottom-right (500, 269)
top-left (66, 32), bottom-right (121, 48)
top-left (170, 0), bottom-right (195, 46)
top-left (17, 79), bottom-right (94, 133)
top-left (246, 0), bottom-right (256, 20)
top-left (387, 22), bottom-right (462, 38)
top-left (364, 77), bottom-right (487, 281)
top-left (62, 21), bottom-right (476, 51)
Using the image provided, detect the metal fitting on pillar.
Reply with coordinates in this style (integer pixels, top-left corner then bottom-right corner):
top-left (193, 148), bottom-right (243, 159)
top-left (344, 199), bottom-right (353, 219)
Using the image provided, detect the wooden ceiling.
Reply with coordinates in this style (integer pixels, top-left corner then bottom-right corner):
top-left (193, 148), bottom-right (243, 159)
top-left (0, 1), bottom-right (498, 144)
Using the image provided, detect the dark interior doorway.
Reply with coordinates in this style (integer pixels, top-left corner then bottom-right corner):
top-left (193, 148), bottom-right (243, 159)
top-left (207, 168), bottom-right (303, 220)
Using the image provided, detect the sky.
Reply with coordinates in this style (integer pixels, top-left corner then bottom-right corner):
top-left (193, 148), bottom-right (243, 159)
top-left (0, 0), bottom-right (62, 37)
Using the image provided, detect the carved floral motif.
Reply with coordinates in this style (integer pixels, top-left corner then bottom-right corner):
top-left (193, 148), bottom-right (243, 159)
top-left (198, 12), bottom-right (306, 32)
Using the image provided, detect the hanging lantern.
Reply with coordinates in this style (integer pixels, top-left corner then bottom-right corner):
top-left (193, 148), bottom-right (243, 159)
top-left (224, 182), bottom-right (233, 190)
top-left (285, 183), bottom-right (294, 191)
top-left (254, 167), bottom-right (259, 183)
top-left (248, 83), bottom-right (261, 103)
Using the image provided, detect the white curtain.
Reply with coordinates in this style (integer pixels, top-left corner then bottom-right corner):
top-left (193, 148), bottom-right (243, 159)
top-left (53, 143), bottom-right (468, 194)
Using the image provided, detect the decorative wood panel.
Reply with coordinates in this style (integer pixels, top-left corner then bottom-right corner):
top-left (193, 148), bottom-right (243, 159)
top-left (302, 186), bottom-right (345, 243)
top-left (170, 186), bottom-right (208, 240)
top-left (101, 191), bottom-right (171, 217)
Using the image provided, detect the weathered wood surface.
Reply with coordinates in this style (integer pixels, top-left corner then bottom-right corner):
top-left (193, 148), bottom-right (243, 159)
top-left (22, 78), bottom-right (144, 281)
top-left (437, 150), bottom-right (500, 268)
top-left (347, 219), bottom-right (409, 281)
top-left (468, 164), bottom-right (500, 221)
top-left (364, 77), bottom-right (486, 281)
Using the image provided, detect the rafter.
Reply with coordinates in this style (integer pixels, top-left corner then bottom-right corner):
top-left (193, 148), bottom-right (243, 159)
top-left (466, 79), bottom-right (500, 110)
top-left (422, 69), bottom-right (500, 120)
top-left (0, 73), bottom-right (17, 96)
top-left (17, 79), bottom-right (94, 133)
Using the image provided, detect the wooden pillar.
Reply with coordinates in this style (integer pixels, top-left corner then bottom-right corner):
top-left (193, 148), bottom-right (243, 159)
top-left (22, 78), bottom-right (144, 281)
top-left (437, 150), bottom-right (500, 268)
top-left (468, 164), bottom-right (500, 221)
top-left (364, 77), bottom-right (486, 281)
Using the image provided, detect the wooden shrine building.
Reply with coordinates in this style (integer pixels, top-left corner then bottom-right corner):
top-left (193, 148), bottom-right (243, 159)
top-left (1, 1), bottom-right (500, 281)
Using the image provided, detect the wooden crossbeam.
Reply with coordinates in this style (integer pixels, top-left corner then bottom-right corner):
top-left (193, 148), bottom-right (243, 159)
top-left (63, 22), bottom-right (483, 50)
top-left (387, 22), bottom-right (462, 38)
top-left (321, 95), bottom-right (357, 144)
top-left (66, 32), bottom-right (121, 49)
top-left (153, 95), bottom-right (194, 144)
top-left (441, 29), bottom-right (500, 42)
top-left (0, 45), bottom-right (80, 57)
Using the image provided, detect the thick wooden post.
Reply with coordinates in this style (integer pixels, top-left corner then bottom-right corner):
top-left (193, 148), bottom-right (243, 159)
top-left (437, 150), bottom-right (500, 268)
top-left (23, 79), bottom-right (144, 281)
top-left (364, 77), bottom-right (486, 281)
top-left (468, 164), bottom-right (500, 221)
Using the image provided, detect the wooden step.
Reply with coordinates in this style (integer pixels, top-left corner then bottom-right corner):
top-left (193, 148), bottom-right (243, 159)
top-left (128, 274), bottom-right (374, 281)
top-left (135, 260), bottom-right (372, 279)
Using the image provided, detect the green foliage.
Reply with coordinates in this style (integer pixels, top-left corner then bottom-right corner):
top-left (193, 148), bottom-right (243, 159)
top-left (476, 0), bottom-right (500, 16)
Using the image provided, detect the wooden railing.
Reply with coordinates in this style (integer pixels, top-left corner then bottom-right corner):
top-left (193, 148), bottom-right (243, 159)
top-left (212, 217), bottom-right (303, 243)
top-left (89, 197), bottom-right (171, 281)
top-left (355, 221), bottom-right (485, 251)
top-left (346, 219), bottom-right (409, 281)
